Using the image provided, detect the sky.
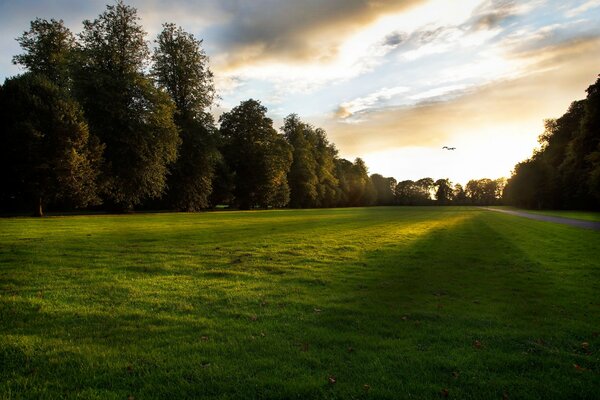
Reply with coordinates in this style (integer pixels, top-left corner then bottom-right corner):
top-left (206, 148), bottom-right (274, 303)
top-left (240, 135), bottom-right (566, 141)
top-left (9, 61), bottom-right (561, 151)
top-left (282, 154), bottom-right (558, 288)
top-left (1, 0), bottom-right (599, 184)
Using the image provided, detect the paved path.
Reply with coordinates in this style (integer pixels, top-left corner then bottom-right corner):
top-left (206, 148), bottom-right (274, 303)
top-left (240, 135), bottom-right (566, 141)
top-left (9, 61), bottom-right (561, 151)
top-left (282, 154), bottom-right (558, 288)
top-left (482, 208), bottom-right (600, 231)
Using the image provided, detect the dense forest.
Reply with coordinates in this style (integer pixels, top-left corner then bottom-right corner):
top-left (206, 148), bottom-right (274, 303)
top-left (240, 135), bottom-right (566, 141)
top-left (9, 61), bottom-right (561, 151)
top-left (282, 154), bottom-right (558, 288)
top-left (0, 1), bottom-right (547, 216)
top-left (504, 76), bottom-right (600, 210)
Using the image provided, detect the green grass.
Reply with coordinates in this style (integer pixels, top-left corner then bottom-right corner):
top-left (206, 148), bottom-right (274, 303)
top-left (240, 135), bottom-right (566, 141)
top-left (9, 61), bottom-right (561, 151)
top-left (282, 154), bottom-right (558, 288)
top-left (495, 206), bottom-right (600, 222)
top-left (1, 207), bottom-right (599, 399)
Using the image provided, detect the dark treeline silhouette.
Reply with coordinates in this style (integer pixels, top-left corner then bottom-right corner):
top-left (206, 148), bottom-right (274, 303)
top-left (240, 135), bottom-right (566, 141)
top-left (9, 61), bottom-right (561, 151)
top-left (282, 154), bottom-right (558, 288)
top-left (0, 1), bottom-right (505, 215)
top-left (504, 76), bottom-right (600, 210)
top-left (394, 178), bottom-right (504, 206)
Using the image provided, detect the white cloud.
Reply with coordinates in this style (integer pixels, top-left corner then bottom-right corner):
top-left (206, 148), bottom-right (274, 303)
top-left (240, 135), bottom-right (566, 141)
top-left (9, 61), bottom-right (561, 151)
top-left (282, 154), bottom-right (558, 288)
top-left (337, 86), bottom-right (410, 118)
top-left (565, 0), bottom-right (600, 18)
top-left (408, 84), bottom-right (470, 101)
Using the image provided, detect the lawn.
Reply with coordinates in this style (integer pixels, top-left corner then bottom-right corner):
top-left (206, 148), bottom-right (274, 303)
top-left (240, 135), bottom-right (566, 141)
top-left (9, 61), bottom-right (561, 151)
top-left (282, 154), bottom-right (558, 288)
top-left (494, 206), bottom-right (600, 222)
top-left (1, 207), bottom-right (599, 399)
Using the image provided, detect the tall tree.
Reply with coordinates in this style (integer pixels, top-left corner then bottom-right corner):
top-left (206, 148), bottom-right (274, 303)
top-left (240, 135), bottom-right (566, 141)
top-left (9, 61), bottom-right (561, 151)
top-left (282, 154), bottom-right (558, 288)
top-left (313, 128), bottom-right (340, 207)
top-left (584, 77), bottom-right (600, 202)
top-left (371, 174), bottom-right (397, 205)
top-left (453, 183), bottom-right (467, 204)
top-left (395, 180), bottom-right (419, 205)
top-left (0, 74), bottom-right (103, 216)
top-left (434, 178), bottom-right (454, 204)
top-left (415, 177), bottom-right (434, 204)
top-left (282, 114), bottom-right (319, 208)
top-left (335, 158), bottom-right (375, 206)
top-left (466, 178), bottom-right (503, 205)
top-left (75, 1), bottom-right (180, 210)
top-left (13, 18), bottom-right (75, 87)
top-left (219, 99), bottom-right (292, 209)
top-left (152, 23), bottom-right (219, 211)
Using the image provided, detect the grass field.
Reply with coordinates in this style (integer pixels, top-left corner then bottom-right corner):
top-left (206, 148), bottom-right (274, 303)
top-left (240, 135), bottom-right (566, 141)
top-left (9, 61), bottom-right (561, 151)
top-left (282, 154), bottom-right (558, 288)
top-left (495, 206), bottom-right (600, 222)
top-left (1, 207), bottom-right (599, 399)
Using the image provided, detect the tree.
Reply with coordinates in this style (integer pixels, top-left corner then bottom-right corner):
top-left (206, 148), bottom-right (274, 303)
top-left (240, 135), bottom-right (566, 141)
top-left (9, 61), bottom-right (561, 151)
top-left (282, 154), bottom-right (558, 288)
top-left (312, 128), bottom-right (340, 207)
top-left (219, 99), bottom-right (292, 209)
top-left (576, 76), bottom-right (600, 204)
top-left (334, 158), bottom-right (354, 206)
top-left (13, 18), bottom-right (75, 87)
top-left (152, 23), bottom-right (219, 211)
top-left (395, 180), bottom-right (420, 205)
top-left (282, 114), bottom-right (319, 208)
top-left (504, 77), bottom-right (600, 210)
top-left (0, 74), bottom-right (103, 216)
top-left (465, 178), bottom-right (503, 205)
top-left (336, 158), bottom-right (375, 206)
top-left (415, 178), bottom-right (434, 204)
top-left (453, 183), bottom-right (467, 204)
top-left (434, 178), bottom-right (454, 204)
top-left (75, 1), bottom-right (180, 210)
top-left (371, 174), bottom-right (397, 205)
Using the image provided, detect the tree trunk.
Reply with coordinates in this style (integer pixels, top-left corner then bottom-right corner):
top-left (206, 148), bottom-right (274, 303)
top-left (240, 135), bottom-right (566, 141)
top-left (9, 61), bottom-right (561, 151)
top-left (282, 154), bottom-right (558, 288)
top-left (34, 197), bottom-right (43, 217)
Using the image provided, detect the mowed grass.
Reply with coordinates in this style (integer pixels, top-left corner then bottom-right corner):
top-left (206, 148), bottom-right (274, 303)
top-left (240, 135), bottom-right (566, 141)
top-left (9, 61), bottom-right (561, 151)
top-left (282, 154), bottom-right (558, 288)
top-left (1, 207), bottom-right (599, 399)
top-left (496, 206), bottom-right (600, 222)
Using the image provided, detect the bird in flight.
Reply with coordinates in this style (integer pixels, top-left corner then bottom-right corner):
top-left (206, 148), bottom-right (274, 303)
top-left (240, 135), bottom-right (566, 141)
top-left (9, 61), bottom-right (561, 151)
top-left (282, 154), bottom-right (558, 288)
top-left (442, 146), bottom-right (456, 150)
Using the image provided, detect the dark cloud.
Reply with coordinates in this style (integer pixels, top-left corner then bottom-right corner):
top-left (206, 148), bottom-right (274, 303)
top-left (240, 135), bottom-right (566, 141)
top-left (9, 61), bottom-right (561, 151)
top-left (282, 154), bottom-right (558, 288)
top-left (383, 32), bottom-right (406, 47)
top-left (210, 0), bottom-right (425, 68)
top-left (468, 0), bottom-right (518, 31)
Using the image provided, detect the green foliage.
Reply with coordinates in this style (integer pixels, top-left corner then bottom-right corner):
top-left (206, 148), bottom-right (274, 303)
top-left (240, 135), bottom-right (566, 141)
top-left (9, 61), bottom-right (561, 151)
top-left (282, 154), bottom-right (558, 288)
top-left (434, 178), bottom-right (454, 204)
top-left (220, 99), bottom-right (292, 209)
top-left (313, 128), bottom-right (340, 207)
top-left (0, 73), bottom-right (103, 215)
top-left (452, 183), bottom-right (467, 204)
top-left (395, 178), bottom-right (434, 205)
top-left (505, 76), bottom-right (600, 210)
top-left (465, 178), bottom-right (504, 206)
top-left (12, 18), bottom-right (75, 87)
top-left (395, 180), bottom-right (418, 205)
top-left (334, 158), bottom-right (375, 206)
top-left (75, 1), bottom-right (180, 210)
top-left (371, 174), bottom-right (397, 205)
top-left (283, 114), bottom-right (320, 208)
top-left (152, 23), bottom-right (219, 211)
top-left (152, 23), bottom-right (215, 120)
top-left (1, 208), bottom-right (599, 398)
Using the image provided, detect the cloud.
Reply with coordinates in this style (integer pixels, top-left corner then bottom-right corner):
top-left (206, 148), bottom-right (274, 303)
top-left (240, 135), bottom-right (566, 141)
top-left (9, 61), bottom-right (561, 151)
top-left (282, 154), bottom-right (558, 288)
top-left (322, 37), bottom-right (600, 157)
top-left (382, 32), bottom-right (406, 47)
top-left (212, 0), bottom-right (424, 69)
top-left (565, 0), bottom-right (600, 18)
top-left (336, 86), bottom-right (410, 119)
top-left (467, 0), bottom-right (523, 31)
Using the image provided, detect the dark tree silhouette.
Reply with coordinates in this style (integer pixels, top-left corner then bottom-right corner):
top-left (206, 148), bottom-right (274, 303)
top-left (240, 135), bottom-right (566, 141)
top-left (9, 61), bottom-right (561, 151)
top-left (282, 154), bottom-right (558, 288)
top-left (505, 75), bottom-right (600, 210)
top-left (0, 74), bottom-right (103, 216)
top-left (335, 158), bottom-right (375, 206)
top-left (371, 174), bottom-right (397, 205)
top-left (219, 99), bottom-right (292, 209)
top-left (434, 178), bottom-right (454, 204)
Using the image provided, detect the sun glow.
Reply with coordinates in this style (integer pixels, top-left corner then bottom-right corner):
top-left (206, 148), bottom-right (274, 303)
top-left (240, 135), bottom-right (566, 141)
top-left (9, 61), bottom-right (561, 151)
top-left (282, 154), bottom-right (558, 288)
top-left (360, 122), bottom-right (541, 186)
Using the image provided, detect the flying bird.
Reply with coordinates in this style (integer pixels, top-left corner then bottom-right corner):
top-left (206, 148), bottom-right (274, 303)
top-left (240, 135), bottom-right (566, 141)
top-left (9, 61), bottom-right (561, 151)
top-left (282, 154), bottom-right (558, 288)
top-left (442, 146), bottom-right (456, 150)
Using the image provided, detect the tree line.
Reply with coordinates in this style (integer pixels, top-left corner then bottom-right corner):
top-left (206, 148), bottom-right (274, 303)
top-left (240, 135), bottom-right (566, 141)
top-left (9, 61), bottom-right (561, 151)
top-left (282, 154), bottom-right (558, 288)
top-left (0, 1), bottom-right (505, 216)
top-left (504, 75), bottom-right (600, 210)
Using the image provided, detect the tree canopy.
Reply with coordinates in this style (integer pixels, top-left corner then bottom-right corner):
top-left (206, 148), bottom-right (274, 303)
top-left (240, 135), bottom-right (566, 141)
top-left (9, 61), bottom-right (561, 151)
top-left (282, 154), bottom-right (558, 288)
top-left (0, 73), bottom-right (102, 216)
top-left (75, 1), bottom-right (180, 210)
top-left (505, 75), bottom-right (600, 210)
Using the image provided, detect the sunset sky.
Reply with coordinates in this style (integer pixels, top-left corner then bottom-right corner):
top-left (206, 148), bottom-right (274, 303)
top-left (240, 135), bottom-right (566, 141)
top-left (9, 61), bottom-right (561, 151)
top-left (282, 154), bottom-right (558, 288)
top-left (1, 0), bottom-right (599, 184)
